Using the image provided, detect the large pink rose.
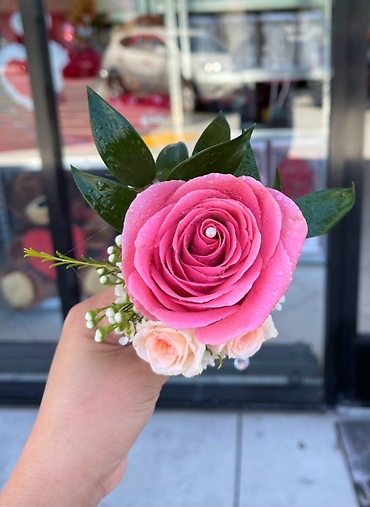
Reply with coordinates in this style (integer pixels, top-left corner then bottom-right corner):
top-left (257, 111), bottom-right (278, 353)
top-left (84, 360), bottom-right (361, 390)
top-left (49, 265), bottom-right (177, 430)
top-left (121, 173), bottom-right (307, 344)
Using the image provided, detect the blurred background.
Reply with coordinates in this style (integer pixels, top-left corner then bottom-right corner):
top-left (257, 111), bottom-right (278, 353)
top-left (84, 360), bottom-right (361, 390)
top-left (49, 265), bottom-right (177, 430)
top-left (0, 1), bottom-right (369, 505)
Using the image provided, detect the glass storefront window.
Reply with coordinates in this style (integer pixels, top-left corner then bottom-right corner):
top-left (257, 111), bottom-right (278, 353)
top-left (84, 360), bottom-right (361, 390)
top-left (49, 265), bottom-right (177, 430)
top-left (0, 8), bottom-right (39, 156)
top-left (0, 1), bottom-right (114, 346)
top-left (0, 3), bottom-right (62, 344)
top-left (0, 0), bottom-right (340, 406)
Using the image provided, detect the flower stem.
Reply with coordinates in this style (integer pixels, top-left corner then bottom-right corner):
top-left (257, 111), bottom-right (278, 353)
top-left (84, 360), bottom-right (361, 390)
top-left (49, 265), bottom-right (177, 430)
top-left (24, 248), bottom-right (120, 272)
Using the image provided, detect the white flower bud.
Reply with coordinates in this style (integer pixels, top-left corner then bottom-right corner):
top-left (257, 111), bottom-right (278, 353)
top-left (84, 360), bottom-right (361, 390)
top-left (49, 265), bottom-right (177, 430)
top-left (100, 275), bottom-right (109, 285)
top-left (107, 245), bottom-right (115, 255)
top-left (119, 336), bottom-right (129, 345)
top-left (86, 320), bottom-right (95, 329)
top-left (114, 312), bottom-right (123, 323)
top-left (94, 329), bottom-right (104, 342)
top-left (106, 307), bottom-right (115, 318)
top-left (108, 254), bottom-right (116, 263)
top-left (85, 311), bottom-right (95, 321)
top-left (114, 285), bottom-right (126, 297)
top-left (97, 267), bottom-right (106, 275)
top-left (115, 234), bottom-right (122, 247)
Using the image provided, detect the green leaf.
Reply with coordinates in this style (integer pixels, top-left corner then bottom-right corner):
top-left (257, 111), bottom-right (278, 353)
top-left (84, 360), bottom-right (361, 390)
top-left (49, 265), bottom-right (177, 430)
top-left (156, 142), bottom-right (189, 181)
top-left (192, 112), bottom-right (231, 155)
top-left (233, 129), bottom-right (260, 181)
top-left (273, 167), bottom-right (282, 191)
top-left (87, 87), bottom-right (156, 188)
top-left (71, 165), bottom-right (137, 231)
top-left (167, 127), bottom-right (253, 182)
top-left (295, 185), bottom-right (356, 238)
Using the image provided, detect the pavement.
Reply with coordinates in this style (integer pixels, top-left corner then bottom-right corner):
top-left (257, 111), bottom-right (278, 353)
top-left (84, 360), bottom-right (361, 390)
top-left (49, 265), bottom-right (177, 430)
top-left (0, 406), bottom-right (365, 507)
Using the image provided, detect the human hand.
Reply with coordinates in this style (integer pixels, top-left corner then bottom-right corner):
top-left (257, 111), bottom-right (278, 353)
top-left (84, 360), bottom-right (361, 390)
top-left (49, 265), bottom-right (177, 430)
top-left (0, 288), bottom-right (167, 507)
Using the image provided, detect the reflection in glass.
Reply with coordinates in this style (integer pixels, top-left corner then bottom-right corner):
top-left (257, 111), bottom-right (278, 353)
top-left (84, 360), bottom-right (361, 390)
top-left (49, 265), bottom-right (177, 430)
top-left (0, 1), bottom-right (332, 397)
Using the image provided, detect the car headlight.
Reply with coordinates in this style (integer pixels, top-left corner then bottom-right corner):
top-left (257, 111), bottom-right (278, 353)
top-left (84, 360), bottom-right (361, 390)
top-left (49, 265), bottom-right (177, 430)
top-left (204, 61), bottom-right (222, 73)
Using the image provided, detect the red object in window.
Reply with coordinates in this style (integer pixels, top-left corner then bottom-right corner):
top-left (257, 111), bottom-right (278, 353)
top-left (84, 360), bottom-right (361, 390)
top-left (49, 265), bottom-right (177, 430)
top-left (63, 48), bottom-right (101, 78)
top-left (278, 158), bottom-right (315, 200)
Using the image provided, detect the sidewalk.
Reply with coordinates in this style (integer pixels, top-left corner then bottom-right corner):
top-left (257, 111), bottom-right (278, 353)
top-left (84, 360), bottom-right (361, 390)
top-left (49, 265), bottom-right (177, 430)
top-left (0, 407), bottom-right (360, 507)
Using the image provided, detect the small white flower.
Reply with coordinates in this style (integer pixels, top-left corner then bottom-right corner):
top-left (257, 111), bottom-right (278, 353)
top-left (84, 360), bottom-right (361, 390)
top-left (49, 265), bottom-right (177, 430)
top-left (107, 245), bottom-right (115, 255)
top-left (201, 349), bottom-right (216, 369)
top-left (86, 320), bottom-right (95, 329)
top-left (99, 275), bottom-right (109, 285)
top-left (108, 254), bottom-right (116, 263)
top-left (118, 336), bottom-right (129, 346)
top-left (97, 268), bottom-right (106, 275)
top-left (115, 234), bottom-right (122, 247)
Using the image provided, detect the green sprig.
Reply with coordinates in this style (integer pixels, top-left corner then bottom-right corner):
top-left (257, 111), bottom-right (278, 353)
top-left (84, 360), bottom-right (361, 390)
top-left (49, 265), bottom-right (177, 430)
top-left (24, 248), bottom-right (120, 273)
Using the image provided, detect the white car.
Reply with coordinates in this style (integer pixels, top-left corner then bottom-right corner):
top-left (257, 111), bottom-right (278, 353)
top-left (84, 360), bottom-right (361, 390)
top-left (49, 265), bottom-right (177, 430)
top-left (96, 25), bottom-right (243, 110)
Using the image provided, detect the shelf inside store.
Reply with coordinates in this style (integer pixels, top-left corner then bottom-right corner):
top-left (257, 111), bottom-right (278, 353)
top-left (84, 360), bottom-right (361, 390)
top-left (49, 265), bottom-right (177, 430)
top-left (0, 126), bottom-right (327, 171)
top-left (200, 67), bottom-right (329, 85)
top-left (149, 0), bottom-right (325, 14)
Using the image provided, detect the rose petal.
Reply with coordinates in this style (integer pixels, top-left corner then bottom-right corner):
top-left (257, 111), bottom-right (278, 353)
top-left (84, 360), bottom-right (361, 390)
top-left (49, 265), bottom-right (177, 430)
top-left (128, 272), bottom-right (236, 327)
top-left (122, 180), bottom-right (183, 282)
top-left (268, 188), bottom-right (308, 265)
top-left (194, 241), bottom-right (293, 344)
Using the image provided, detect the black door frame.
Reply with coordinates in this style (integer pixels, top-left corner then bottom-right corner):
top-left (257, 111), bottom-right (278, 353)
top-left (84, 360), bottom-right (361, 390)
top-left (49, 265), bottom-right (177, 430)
top-left (324, 0), bottom-right (369, 405)
top-left (18, 0), bottom-right (81, 316)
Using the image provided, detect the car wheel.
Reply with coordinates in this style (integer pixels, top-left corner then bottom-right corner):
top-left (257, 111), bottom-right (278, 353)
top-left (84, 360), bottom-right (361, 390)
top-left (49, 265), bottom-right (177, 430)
top-left (181, 78), bottom-right (196, 112)
top-left (107, 68), bottom-right (126, 97)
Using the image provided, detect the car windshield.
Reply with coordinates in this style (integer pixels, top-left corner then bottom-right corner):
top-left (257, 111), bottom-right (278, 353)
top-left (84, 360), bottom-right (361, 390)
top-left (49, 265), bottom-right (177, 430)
top-left (120, 35), bottom-right (165, 49)
top-left (189, 35), bottom-right (228, 54)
